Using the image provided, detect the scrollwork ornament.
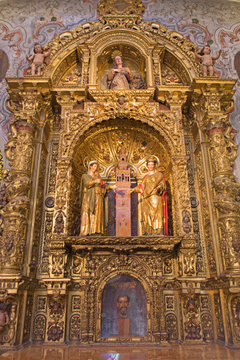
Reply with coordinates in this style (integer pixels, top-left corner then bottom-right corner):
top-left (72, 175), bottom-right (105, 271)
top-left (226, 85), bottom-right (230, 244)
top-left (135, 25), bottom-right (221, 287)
top-left (33, 314), bottom-right (46, 341)
top-left (183, 295), bottom-right (202, 341)
top-left (49, 252), bottom-right (67, 278)
top-left (69, 314), bottom-right (81, 341)
top-left (208, 126), bottom-right (237, 177)
top-left (0, 294), bottom-right (18, 345)
top-left (166, 313), bottom-right (178, 341)
top-left (201, 313), bottom-right (213, 342)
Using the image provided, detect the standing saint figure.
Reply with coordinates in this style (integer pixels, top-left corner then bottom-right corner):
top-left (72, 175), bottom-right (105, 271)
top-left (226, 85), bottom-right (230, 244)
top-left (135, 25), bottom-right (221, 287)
top-left (107, 55), bottom-right (132, 90)
top-left (80, 161), bottom-right (105, 235)
top-left (80, 161), bottom-right (115, 235)
top-left (130, 157), bottom-right (168, 235)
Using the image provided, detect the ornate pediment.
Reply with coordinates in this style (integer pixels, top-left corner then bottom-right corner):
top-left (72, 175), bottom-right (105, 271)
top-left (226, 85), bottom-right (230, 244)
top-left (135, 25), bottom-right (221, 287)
top-left (98, 0), bottom-right (144, 23)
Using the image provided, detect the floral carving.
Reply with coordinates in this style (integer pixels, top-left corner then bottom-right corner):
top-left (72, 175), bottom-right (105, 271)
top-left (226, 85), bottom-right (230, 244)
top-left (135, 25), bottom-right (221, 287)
top-left (33, 314), bottom-right (46, 342)
top-left (69, 314), bottom-right (81, 341)
top-left (183, 296), bottom-right (201, 341)
top-left (47, 322), bottom-right (64, 342)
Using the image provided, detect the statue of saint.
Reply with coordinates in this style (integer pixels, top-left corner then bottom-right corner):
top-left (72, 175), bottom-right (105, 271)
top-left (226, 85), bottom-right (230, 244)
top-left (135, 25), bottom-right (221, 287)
top-left (80, 161), bottom-right (115, 235)
top-left (130, 157), bottom-right (168, 235)
top-left (107, 55), bottom-right (132, 90)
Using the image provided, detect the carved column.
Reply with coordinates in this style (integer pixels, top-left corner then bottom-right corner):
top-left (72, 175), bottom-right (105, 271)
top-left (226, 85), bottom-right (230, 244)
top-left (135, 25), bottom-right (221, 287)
top-left (0, 88), bottom-right (41, 347)
top-left (190, 92), bottom-right (220, 277)
top-left (207, 120), bottom-right (240, 273)
top-left (192, 80), bottom-right (240, 346)
top-left (172, 156), bottom-right (194, 237)
top-left (166, 89), bottom-right (193, 239)
top-left (53, 159), bottom-right (71, 236)
top-left (0, 85), bottom-right (50, 277)
top-left (196, 81), bottom-right (240, 274)
top-left (54, 92), bottom-right (76, 236)
top-left (1, 119), bottom-right (35, 274)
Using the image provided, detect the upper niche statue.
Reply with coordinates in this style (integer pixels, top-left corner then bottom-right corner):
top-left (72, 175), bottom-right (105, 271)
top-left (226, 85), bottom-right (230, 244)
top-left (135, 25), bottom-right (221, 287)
top-left (106, 53), bottom-right (146, 90)
top-left (107, 55), bottom-right (132, 90)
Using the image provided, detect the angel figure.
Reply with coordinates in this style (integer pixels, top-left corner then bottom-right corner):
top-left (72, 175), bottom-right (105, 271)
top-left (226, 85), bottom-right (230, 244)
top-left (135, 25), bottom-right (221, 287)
top-left (27, 43), bottom-right (51, 76)
top-left (194, 45), bottom-right (221, 77)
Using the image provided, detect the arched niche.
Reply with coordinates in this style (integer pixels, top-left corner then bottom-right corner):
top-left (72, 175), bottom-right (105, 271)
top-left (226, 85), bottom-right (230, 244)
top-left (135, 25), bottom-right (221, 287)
top-left (87, 30), bottom-right (154, 87)
top-left (42, 20), bottom-right (200, 86)
top-left (51, 48), bottom-right (83, 87)
top-left (97, 44), bottom-right (146, 89)
top-left (68, 118), bottom-right (174, 236)
top-left (101, 274), bottom-right (147, 338)
top-left (162, 50), bottom-right (191, 86)
top-left (72, 119), bottom-right (172, 178)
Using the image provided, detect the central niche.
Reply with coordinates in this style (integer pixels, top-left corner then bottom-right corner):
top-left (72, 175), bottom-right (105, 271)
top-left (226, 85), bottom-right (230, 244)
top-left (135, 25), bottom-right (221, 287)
top-left (97, 44), bottom-right (146, 89)
top-left (101, 274), bottom-right (147, 338)
top-left (69, 119), bottom-right (173, 236)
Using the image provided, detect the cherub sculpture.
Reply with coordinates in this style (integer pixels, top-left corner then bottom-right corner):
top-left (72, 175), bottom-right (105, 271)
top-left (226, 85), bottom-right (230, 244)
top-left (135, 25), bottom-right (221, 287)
top-left (195, 45), bottom-right (221, 77)
top-left (27, 43), bottom-right (51, 76)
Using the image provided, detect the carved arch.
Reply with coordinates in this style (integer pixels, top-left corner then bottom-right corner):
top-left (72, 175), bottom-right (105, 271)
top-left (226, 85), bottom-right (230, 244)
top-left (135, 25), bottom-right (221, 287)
top-left (96, 255), bottom-right (153, 281)
top-left (43, 21), bottom-right (201, 85)
top-left (87, 30), bottom-right (154, 86)
top-left (66, 113), bottom-right (180, 162)
top-left (65, 116), bottom-right (176, 235)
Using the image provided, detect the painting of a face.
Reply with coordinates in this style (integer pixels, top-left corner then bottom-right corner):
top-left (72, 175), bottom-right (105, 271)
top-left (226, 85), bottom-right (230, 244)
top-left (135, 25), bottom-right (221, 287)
top-left (101, 274), bottom-right (147, 337)
top-left (117, 296), bottom-right (129, 317)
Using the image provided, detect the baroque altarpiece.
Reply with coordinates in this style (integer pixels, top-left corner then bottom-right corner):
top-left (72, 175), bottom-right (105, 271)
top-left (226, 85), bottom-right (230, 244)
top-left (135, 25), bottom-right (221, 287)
top-left (0, 0), bottom-right (240, 349)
